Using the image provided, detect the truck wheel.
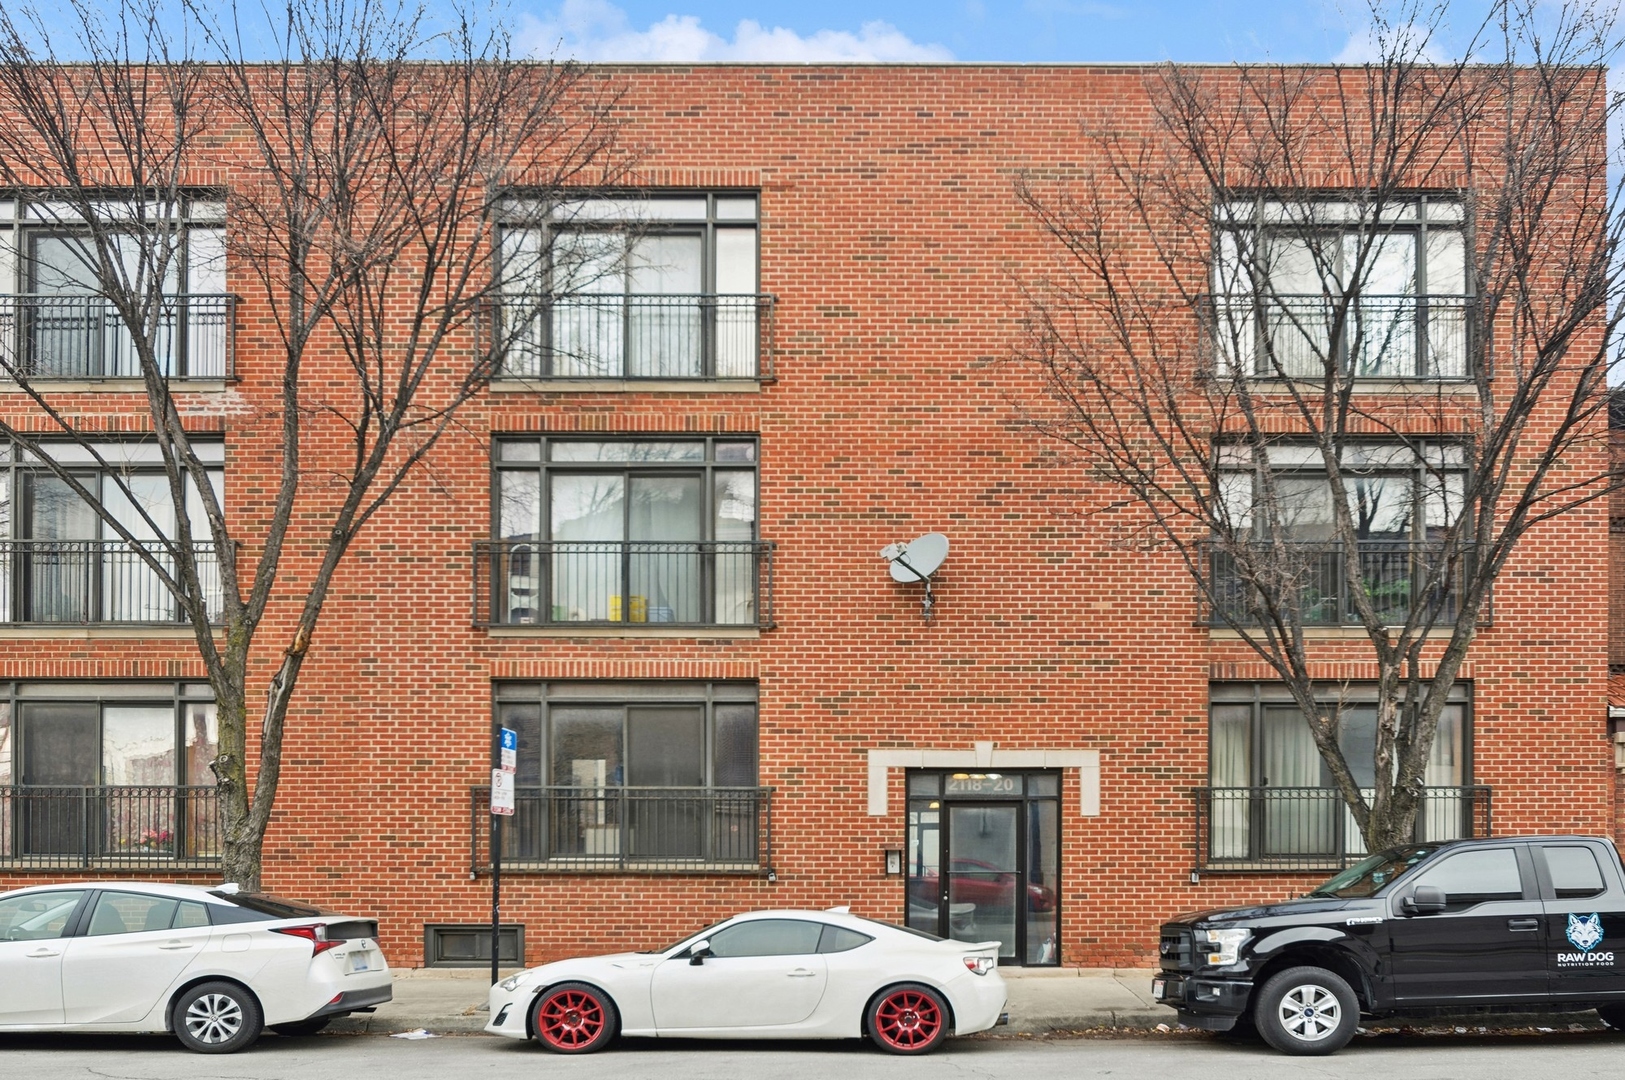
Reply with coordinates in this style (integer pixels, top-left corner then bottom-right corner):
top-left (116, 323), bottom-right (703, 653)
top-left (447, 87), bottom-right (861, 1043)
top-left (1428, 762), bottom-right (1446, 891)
top-left (1254, 966), bottom-right (1358, 1056)
top-left (1599, 1004), bottom-right (1625, 1031)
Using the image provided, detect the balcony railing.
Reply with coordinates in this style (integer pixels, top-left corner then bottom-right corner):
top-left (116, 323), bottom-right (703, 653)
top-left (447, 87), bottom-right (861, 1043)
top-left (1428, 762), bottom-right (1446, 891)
top-left (470, 786), bottom-right (773, 874)
top-left (0, 785), bottom-right (222, 870)
top-left (473, 539), bottom-right (775, 629)
top-left (0, 539), bottom-right (223, 625)
top-left (1193, 785), bottom-right (1492, 872)
top-left (0, 294), bottom-right (235, 380)
top-left (1202, 539), bottom-right (1474, 628)
top-left (490, 293), bottom-right (775, 380)
top-left (1203, 294), bottom-right (1472, 379)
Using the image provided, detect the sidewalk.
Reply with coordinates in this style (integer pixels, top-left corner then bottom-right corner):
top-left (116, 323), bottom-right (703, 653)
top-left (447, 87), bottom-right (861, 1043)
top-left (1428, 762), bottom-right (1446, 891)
top-left (327, 965), bottom-right (1174, 1037)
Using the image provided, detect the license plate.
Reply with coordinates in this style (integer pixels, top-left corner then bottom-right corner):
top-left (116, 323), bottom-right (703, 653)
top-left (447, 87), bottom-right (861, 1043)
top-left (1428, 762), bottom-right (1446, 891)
top-left (1152, 978), bottom-right (1165, 1000)
top-left (350, 952), bottom-right (370, 972)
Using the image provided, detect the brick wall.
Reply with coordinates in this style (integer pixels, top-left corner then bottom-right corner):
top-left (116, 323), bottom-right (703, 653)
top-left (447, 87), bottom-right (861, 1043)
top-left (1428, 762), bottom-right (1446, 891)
top-left (0, 64), bottom-right (1612, 969)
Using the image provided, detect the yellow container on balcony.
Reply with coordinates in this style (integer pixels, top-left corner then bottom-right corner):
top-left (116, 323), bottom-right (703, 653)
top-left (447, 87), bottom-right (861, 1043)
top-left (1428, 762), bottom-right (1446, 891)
top-left (608, 595), bottom-right (648, 622)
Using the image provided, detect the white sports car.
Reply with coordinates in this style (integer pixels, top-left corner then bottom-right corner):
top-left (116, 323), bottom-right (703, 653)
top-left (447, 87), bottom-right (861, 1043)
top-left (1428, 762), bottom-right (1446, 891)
top-left (485, 908), bottom-right (1007, 1055)
top-left (0, 882), bottom-right (391, 1053)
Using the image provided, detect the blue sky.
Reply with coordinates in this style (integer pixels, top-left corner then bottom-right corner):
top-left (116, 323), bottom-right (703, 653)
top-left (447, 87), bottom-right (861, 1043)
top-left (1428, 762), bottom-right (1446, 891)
top-left (510, 0), bottom-right (1506, 63)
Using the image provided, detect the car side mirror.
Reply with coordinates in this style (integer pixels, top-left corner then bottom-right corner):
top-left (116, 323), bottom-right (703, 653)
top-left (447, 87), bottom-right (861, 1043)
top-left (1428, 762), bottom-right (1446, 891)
top-left (1402, 885), bottom-right (1447, 915)
top-left (688, 939), bottom-right (712, 965)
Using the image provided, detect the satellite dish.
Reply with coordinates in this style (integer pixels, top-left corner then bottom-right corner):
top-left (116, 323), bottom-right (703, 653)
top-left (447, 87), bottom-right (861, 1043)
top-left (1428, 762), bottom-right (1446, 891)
top-left (886, 532), bottom-right (948, 583)
top-left (880, 532), bottom-right (949, 618)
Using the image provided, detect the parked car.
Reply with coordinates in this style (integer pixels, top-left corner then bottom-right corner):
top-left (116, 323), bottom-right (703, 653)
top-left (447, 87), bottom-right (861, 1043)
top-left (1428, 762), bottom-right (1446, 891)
top-left (486, 907), bottom-right (1007, 1054)
top-left (907, 858), bottom-right (1057, 913)
top-left (1154, 835), bottom-right (1625, 1055)
top-left (0, 882), bottom-right (391, 1053)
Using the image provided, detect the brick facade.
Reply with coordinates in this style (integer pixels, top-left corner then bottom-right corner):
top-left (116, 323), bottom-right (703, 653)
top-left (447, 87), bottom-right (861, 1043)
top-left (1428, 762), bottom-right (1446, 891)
top-left (0, 64), bottom-right (1613, 969)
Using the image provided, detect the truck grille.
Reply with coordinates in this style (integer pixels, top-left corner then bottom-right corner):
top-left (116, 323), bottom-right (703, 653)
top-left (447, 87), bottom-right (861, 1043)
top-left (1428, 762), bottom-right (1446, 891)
top-left (1159, 928), bottom-right (1193, 972)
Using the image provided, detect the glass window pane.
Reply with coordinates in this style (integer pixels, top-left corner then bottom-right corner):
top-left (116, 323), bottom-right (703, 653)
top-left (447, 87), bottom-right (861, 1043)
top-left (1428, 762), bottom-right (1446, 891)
top-left (1544, 846), bottom-right (1606, 899)
top-left (715, 228), bottom-right (757, 294)
top-left (20, 702), bottom-right (97, 784)
top-left (500, 703), bottom-right (543, 786)
top-left (551, 441), bottom-right (705, 463)
top-left (1425, 230), bottom-right (1465, 294)
top-left (1348, 476), bottom-right (1414, 540)
top-left (626, 706), bottom-right (704, 787)
top-left (499, 472), bottom-right (541, 540)
top-left (0, 890), bottom-right (85, 940)
top-left (715, 441), bottom-right (756, 462)
top-left (175, 900), bottom-right (210, 928)
top-left (1210, 704), bottom-right (1251, 787)
top-left (1337, 706), bottom-right (1377, 789)
top-left (818, 926), bottom-right (872, 954)
top-left (0, 703), bottom-right (11, 786)
top-left (629, 234), bottom-right (702, 295)
top-left (713, 704), bottom-right (757, 786)
top-left (183, 703), bottom-right (218, 787)
top-left (550, 707), bottom-right (622, 788)
top-left (499, 441), bottom-right (541, 462)
top-left (88, 891), bottom-right (179, 936)
top-left (550, 475), bottom-right (624, 541)
top-left (1412, 848), bottom-right (1523, 903)
top-left (714, 197), bottom-right (758, 222)
top-left (708, 918), bottom-right (823, 957)
top-left (103, 706), bottom-right (176, 785)
top-left (187, 228), bottom-right (225, 294)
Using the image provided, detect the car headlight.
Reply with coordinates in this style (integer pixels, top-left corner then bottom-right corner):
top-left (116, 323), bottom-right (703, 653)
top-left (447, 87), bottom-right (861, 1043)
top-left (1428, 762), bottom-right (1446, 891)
top-left (962, 954), bottom-right (996, 976)
top-left (1196, 927), bottom-right (1250, 966)
top-left (498, 971), bottom-right (534, 992)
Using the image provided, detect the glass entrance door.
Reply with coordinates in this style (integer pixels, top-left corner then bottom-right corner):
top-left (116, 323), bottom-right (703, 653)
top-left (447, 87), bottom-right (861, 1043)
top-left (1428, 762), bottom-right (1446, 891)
top-left (905, 772), bottom-right (1061, 965)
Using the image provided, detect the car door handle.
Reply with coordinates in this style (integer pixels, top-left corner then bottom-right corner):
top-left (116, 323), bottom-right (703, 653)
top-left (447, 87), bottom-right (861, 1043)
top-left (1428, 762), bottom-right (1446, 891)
top-left (786, 968), bottom-right (818, 977)
top-left (26, 948), bottom-right (61, 958)
top-left (1507, 918), bottom-right (1540, 932)
top-left (158, 941), bottom-right (196, 950)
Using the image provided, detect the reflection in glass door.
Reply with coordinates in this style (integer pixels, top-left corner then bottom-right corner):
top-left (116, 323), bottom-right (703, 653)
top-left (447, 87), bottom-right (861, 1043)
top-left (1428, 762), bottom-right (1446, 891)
top-left (905, 772), bottom-right (1061, 965)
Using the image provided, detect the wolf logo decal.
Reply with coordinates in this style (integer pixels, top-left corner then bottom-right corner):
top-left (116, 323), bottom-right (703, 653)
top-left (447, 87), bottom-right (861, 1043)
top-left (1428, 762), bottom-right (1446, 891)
top-left (1567, 912), bottom-right (1605, 953)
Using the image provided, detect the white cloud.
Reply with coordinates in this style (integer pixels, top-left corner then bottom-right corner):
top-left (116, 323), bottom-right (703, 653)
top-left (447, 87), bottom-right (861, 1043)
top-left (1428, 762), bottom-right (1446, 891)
top-left (1333, 21), bottom-right (1450, 65)
top-left (520, 1), bottom-right (954, 62)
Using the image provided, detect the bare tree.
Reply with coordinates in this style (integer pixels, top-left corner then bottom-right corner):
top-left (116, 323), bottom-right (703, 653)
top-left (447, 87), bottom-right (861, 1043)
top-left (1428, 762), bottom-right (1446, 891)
top-left (1013, 0), bottom-right (1623, 852)
top-left (0, 0), bottom-right (631, 886)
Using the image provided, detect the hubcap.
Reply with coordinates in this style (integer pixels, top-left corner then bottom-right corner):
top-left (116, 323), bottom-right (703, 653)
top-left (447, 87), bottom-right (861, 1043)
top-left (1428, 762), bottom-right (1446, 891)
top-left (540, 991), bottom-right (603, 1047)
top-left (877, 991), bottom-right (941, 1048)
top-left (1276, 983), bottom-right (1341, 1042)
top-left (185, 993), bottom-right (244, 1045)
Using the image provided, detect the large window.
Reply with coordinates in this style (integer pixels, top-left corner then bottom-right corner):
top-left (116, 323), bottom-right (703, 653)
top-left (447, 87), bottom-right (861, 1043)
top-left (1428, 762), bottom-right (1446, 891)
top-left (487, 436), bottom-right (764, 627)
top-left (1212, 440), bottom-right (1467, 625)
top-left (0, 195), bottom-right (229, 379)
top-left (0, 439), bottom-right (223, 624)
top-left (0, 682), bottom-right (220, 867)
top-left (1212, 196), bottom-right (1469, 379)
top-left (491, 681), bottom-right (762, 869)
top-left (1206, 682), bottom-right (1473, 866)
top-left (497, 193), bottom-right (768, 379)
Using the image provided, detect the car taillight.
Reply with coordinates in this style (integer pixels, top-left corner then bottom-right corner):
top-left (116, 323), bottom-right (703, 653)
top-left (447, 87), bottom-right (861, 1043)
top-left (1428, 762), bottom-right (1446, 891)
top-left (272, 924), bottom-right (344, 956)
top-left (963, 954), bottom-right (996, 976)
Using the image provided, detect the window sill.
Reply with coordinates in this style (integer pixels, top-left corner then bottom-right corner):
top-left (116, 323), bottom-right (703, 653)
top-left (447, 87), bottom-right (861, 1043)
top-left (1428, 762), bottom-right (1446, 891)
top-left (0, 625), bottom-right (208, 639)
top-left (489, 378), bottom-right (762, 394)
top-left (0, 378), bottom-right (230, 393)
top-left (486, 625), bottom-right (761, 639)
top-left (477, 861), bottom-right (769, 876)
top-left (1207, 626), bottom-right (1460, 640)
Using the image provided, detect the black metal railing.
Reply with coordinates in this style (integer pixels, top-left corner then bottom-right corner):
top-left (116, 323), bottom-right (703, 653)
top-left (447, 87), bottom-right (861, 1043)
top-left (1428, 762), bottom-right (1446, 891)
top-left (473, 539), bottom-right (775, 629)
top-left (0, 294), bottom-right (235, 379)
top-left (470, 786), bottom-right (773, 873)
top-left (0, 785), bottom-right (222, 869)
top-left (1202, 539), bottom-right (1474, 627)
top-left (1193, 785), bottom-right (1492, 872)
top-left (0, 539), bottom-right (223, 624)
top-left (1202, 294), bottom-right (1472, 379)
top-left (490, 293), bottom-right (775, 380)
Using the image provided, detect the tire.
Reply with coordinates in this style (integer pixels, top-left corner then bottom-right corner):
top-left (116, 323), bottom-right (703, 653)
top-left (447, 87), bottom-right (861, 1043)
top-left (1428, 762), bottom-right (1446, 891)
top-left (171, 981), bottom-right (264, 1054)
top-left (532, 982), bottom-right (618, 1054)
top-left (1253, 966), bottom-right (1359, 1056)
top-left (272, 1018), bottom-right (333, 1036)
top-left (867, 983), bottom-right (949, 1055)
top-left (1599, 1004), bottom-right (1625, 1031)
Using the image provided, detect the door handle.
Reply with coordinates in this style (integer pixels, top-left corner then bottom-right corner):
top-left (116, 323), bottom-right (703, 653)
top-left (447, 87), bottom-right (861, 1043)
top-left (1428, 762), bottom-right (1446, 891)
top-left (158, 942), bottom-right (195, 950)
top-left (786, 968), bottom-right (817, 978)
top-left (1507, 918), bottom-right (1540, 932)
top-left (26, 948), bottom-right (61, 958)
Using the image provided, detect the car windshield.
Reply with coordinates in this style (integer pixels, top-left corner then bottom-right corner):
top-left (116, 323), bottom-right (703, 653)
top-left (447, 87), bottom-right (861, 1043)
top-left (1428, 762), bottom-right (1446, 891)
top-left (1306, 845), bottom-right (1436, 898)
top-left (858, 917), bottom-right (943, 942)
top-left (642, 919), bottom-right (731, 955)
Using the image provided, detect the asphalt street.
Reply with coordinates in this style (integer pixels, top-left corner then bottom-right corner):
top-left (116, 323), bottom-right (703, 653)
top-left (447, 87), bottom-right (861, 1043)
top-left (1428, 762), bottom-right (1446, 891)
top-left (3, 1029), bottom-right (1625, 1080)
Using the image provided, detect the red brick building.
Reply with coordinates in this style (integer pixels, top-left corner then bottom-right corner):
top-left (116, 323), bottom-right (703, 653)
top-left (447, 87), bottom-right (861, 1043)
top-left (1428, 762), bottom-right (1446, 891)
top-left (0, 64), bottom-right (1614, 969)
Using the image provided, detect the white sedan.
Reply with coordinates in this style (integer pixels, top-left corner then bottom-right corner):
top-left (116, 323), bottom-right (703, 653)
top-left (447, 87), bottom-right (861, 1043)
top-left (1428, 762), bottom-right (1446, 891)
top-left (486, 908), bottom-right (1007, 1055)
top-left (0, 882), bottom-right (391, 1053)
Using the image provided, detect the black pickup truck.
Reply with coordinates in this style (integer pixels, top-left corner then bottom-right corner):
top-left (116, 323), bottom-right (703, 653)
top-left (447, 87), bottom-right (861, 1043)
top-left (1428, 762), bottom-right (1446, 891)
top-left (1153, 835), bottom-right (1625, 1055)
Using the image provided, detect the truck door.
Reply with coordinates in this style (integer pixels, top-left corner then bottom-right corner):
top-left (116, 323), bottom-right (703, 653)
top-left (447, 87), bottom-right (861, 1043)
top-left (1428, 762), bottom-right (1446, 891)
top-left (1385, 844), bottom-right (1548, 1004)
top-left (1534, 841), bottom-right (1625, 1001)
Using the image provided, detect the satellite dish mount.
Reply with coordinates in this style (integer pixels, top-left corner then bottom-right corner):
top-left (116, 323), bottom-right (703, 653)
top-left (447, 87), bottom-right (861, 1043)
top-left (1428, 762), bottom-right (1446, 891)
top-left (880, 532), bottom-right (949, 620)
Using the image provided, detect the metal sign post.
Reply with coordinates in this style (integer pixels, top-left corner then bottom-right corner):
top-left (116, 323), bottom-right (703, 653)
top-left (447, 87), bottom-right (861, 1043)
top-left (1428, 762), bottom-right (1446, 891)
top-left (491, 727), bottom-right (517, 985)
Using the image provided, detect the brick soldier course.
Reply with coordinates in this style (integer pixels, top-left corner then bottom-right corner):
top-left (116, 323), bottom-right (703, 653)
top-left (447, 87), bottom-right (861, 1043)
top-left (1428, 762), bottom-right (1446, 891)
top-left (0, 64), bottom-right (1613, 969)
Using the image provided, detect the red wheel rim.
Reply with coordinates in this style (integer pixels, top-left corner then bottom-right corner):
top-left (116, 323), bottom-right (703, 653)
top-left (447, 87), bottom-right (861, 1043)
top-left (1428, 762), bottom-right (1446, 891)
top-left (538, 989), bottom-right (605, 1049)
top-left (874, 989), bottom-right (942, 1049)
